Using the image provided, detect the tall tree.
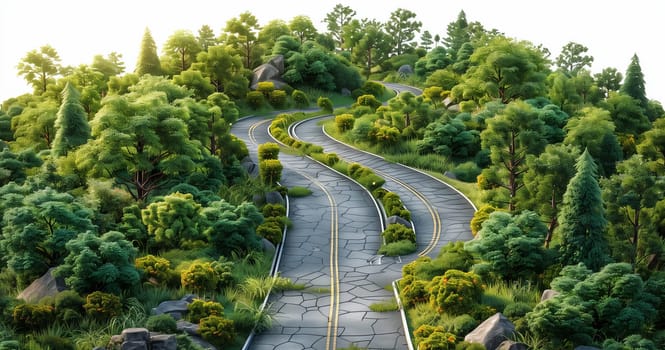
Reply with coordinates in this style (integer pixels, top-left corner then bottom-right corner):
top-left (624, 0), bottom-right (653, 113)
top-left (324, 3), bottom-right (356, 50)
top-left (637, 118), bottom-right (665, 175)
top-left (555, 41), bottom-right (594, 76)
top-left (162, 29), bottom-right (201, 74)
top-left (556, 149), bottom-right (610, 271)
top-left (135, 28), bottom-right (162, 76)
top-left (620, 54), bottom-right (648, 109)
top-left (603, 155), bottom-right (664, 268)
top-left (197, 25), bottom-right (217, 51)
top-left (11, 99), bottom-right (58, 150)
top-left (192, 45), bottom-right (248, 99)
top-left (384, 8), bottom-right (422, 55)
top-left (75, 76), bottom-right (203, 201)
top-left (17, 45), bottom-right (61, 94)
top-left (51, 82), bottom-right (90, 157)
top-left (91, 52), bottom-right (125, 79)
top-left (594, 67), bottom-right (623, 98)
top-left (258, 19), bottom-right (291, 51)
top-left (478, 100), bottom-right (548, 211)
top-left (420, 30), bottom-right (433, 50)
top-left (223, 11), bottom-right (263, 69)
top-left (289, 15), bottom-right (317, 45)
top-left (352, 22), bottom-right (391, 79)
top-left (443, 10), bottom-right (470, 61)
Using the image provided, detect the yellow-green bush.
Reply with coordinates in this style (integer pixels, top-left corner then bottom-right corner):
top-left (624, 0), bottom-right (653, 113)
top-left (12, 303), bottom-right (54, 332)
top-left (269, 90), bottom-right (288, 108)
top-left (258, 142), bottom-right (280, 161)
top-left (187, 299), bottom-right (224, 324)
top-left (259, 159), bottom-right (283, 185)
top-left (199, 315), bottom-right (237, 348)
top-left (83, 291), bottom-right (121, 320)
top-left (335, 113), bottom-right (355, 132)
top-left (135, 254), bottom-right (172, 284)
top-left (181, 261), bottom-right (219, 294)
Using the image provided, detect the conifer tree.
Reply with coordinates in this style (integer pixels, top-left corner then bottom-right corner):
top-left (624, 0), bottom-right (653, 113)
top-left (443, 10), bottom-right (470, 61)
top-left (557, 149), bottom-right (610, 271)
top-left (52, 82), bottom-right (90, 157)
top-left (620, 53), bottom-right (648, 108)
top-left (135, 27), bottom-right (162, 76)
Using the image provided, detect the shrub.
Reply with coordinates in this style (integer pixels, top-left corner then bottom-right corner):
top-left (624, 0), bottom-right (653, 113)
top-left (35, 335), bottom-right (74, 350)
top-left (269, 90), bottom-right (288, 109)
top-left (399, 277), bottom-right (430, 307)
top-left (325, 153), bottom-right (340, 166)
top-left (135, 254), bottom-right (172, 284)
top-left (470, 205), bottom-right (497, 236)
top-left (287, 186), bottom-right (312, 197)
top-left (181, 261), bottom-right (218, 294)
top-left (429, 270), bottom-right (483, 315)
top-left (256, 219), bottom-right (283, 245)
top-left (382, 223), bottom-right (416, 244)
top-left (451, 162), bottom-right (482, 183)
top-left (292, 89), bottom-right (310, 108)
top-left (188, 299), bottom-right (224, 324)
top-left (259, 159), bottom-right (283, 185)
top-left (355, 94), bottom-right (382, 110)
top-left (379, 240), bottom-right (417, 256)
top-left (449, 314), bottom-right (478, 336)
top-left (83, 291), bottom-right (121, 320)
top-left (54, 290), bottom-right (84, 323)
top-left (246, 91), bottom-right (265, 109)
top-left (12, 303), bottom-right (54, 332)
top-left (317, 96), bottom-right (333, 113)
top-left (199, 315), bottom-right (237, 347)
top-left (335, 113), bottom-right (355, 132)
top-left (145, 314), bottom-right (178, 333)
top-left (258, 142), bottom-right (280, 161)
top-left (256, 81), bottom-right (275, 97)
top-left (503, 302), bottom-right (533, 321)
top-left (362, 81), bottom-right (386, 98)
top-left (0, 341), bottom-right (20, 350)
top-left (262, 203), bottom-right (286, 218)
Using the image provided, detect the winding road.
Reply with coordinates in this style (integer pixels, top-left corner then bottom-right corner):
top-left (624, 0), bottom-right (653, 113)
top-left (231, 83), bottom-right (475, 349)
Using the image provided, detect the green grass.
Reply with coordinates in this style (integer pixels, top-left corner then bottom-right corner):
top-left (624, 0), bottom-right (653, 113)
top-left (369, 298), bottom-right (399, 312)
top-left (287, 186), bottom-right (312, 197)
top-left (481, 280), bottom-right (541, 313)
top-left (306, 286), bottom-right (330, 294)
top-left (337, 345), bottom-right (367, 350)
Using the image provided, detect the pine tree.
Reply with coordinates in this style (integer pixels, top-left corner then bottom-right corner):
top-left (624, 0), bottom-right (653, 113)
top-left (557, 149), bottom-right (610, 271)
top-left (443, 10), bottom-right (470, 61)
top-left (51, 82), bottom-right (90, 157)
top-left (620, 53), bottom-right (648, 108)
top-left (135, 27), bottom-right (162, 76)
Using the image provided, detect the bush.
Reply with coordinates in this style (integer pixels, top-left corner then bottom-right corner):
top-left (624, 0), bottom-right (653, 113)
top-left (199, 315), bottom-right (237, 348)
top-left (325, 153), bottom-right (340, 166)
top-left (181, 261), bottom-right (218, 293)
top-left (256, 81), bottom-right (275, 97)
top-left (135, 254), bottom-right (172, 284)
top-left (470, 205), bottom-right (497, 236)
top-left (259, 159), bottom-right (283, 185)
top-left (256, 218), bottom-right (283, 244)
top-left (146, 314), bottom-right (178, 333)
top-left (382, 223), bottom-right (416, 244)
top-left (262, 203), bottom-right (286, 218)
top-left (12, 303), bottom-right (54, 332)
top-left (355, 94), bottom-right (382, 110)
top-left (287, 186), bottom-right (312, 197)
top-left (379, 240), bottom-right (417, 256)
top-left (35, 335), bottom-right (74, 350)
top-left (335, 113), bottom-right (355, 132)
top-left (188, 299), bottom-right (224, 324)
top-left (54, 290), bottom-right (84, 323)
top-left (399, 277), bottom-right (430, 307)
top-left (317, 96), bottom-right (333, 113)
top-left (83, 291), bottom-right (121, 320)
top-left (449, 314), bottom-right (478, 336)
top-left (451, 162), bottom-right (482, 183)
top-left (258, 142), bottom-right (280, 161)
top-left (246, 91), bottom-right (265, 109)
top-left (292, 89), bottom-right (310, 108)
top-left (429, 270), bottom-right (483, 315)
top-left (503, 302), bottom-right (532, 321)
top-left (269, 90), bottom-right (288, 109)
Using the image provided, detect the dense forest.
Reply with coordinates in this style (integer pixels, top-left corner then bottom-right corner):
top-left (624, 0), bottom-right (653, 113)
top-left (1, 3), bottom-right (664, 350)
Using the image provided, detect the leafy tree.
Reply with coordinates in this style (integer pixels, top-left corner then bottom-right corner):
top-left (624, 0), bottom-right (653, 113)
top-left (479, 100), bottom-right (548, 211)
top-left (258, 19), bottom-right (290, 51)
top-left (385, 8), bottom-right (422, 55)
top-left (0, 148), bottom-right (42, 186)
top-left (11, 98), bottom-right (58, 151)
top-left (196, 25), bottom-right (218, 51)
top-left (172, 70), bottom-right (215, 100)
top-left (556, 149), bottom-right (610, 271)
top-left (547, 71), bottom-right (583, 115)
top-left (602, 155), bottom-right (663, 267)
top-left (637, 118), bottom-right (665, 175)
top-left (76, 76), bottom-right (202, 201)
top-left (555, 42), bottom-right (594, 76)
top-left (620, 54), bottom-right (648, 109)
top-left (162, 29), bottom-right (201, 74)
top-left (289, 15), bottom-right (317, 44)
top-left (51, 82), bottom-right (90, 157)
top-left (352, 21), bottom-right (390, 79)
top-left (414, 47), bottom-right (452, 77)
top-left (1, 187), bottom-right (95, 283)
top-left (520, 144), bottom-right (579, 247)
top-left (17, 45), bottom-right (61, 94)
top-left (600, 92), bottom-right (651, 138)
top-left (594, 67), bottom-right (623, 98)
top-left (193, 45), bottom-right (248, 99)
top-left (443, 10), bottom-right (470, 61)
top-left (55, 231), bottom-right (139, 295)
top-left (324, 3), bottom-right (356, 50)
top-left (466, 210), bottom-right (548, 281)
top-left (452, 36), bottom-right (548, 105)
top-left (223, 11), bottom-right (263, 69)
top-left (563, 107), bottom-right (622, 176)
top-left (91, 52), bottom-right (125, 79)
top-left (199, 200), bottom-right (263, 256)
top-left (420, 30), bottom-right (434, 50)
top-left (417, 115), bottom-right (479, 160)
top-left (135, 27), bottom-right (162, 76)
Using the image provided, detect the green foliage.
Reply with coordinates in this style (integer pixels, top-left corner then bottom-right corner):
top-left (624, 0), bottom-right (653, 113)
top-left (145, 313), bottom-right (178, 333)
top-left (269, 90), bottom-right (288, 108)
top-left (83, 291), bottom-right (121, 320)
top-left (256, 217), bottom-right (283, 244)
top-left (259, 159), bottom-right (283, 185)
top-left (256, 81), bottom-right (275, 97)
top-left (142, 192), bottom-right (203, 250)
top-left (135, 254), bottom-right (172, 285)
top-left (335, 113), bottom-right (355, 132)
top-left (382, 223), bottom-right (416, 244)
top-left (620, 54), bottom-right (648, 108)
top-left (0, 148), bottom-right (42, 186)
top-left (465, 210), bottom-right (549, 281)
top-left (429, 269), bottom-right (483, 315)
top-left (369, 299), bottom-right (398, 312)
top-left (187, 299), bottom-right (224, 324)
top-left (135, 28), bottom-right (162, 76)
top-left (51, 82), bottom-right (90, 157)
top-left (451, 162), bottom-right (481, 183)
top-left (11, 303), bottom-right (54, 332)
top-left (325, 153), bottom-right (340, 166)
top-left (317, 96), bottom-right (333, 113)
top-left (449, 314), bottom-right (478, 336)
top-left (199, 315), bottom-right (237, 348)
top-left (246, 91), bottom-right (265, 109)
top-left (355, 94), bottom-right (382, 111)
top-left (379, 240), bottom-right (416, 256)
top-left (287, 186), bottom-right (312, 197)
top-left (199, 200), bottom-right (263, 256)
top-left (180, 261), bottom-right (219, 294)
top-left (54, 290), bottom-right (84, 323)
top-left (258, 142), bottom-right (280, 161)
top-left (291, 89), bottom-right (310, 108)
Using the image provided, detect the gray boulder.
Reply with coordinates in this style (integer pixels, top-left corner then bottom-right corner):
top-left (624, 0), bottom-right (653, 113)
top-left (262, 238), bottom-right (276, 253)
top-left (398, 64), bottom-right (414, 76)
top-left (17, 267), bottom-right (67, 303)
top-left (241, 156), bottom-right (256, 175)
top-left (150, 334), bottom-right (177, 350)
top-left (121, 341), bottom-right (148, 350)
top-left (251, 55), bottom-right (287, 90)
top-left (464, 313), bottom-right (516, 350)
top-left (265, 190), bottom-right (285, 205)
top-left (496, 340), bottom-right (528, 350)
top-left (177, 319), bottom-right (199, 336)
top-left (387, 215), bottom-right (412, 229)
top-left (540, 289), bottom-right (560, 302)
top-left (444, 171), bottom-right (458, 180)
top-left (122, 328), bottom-right (150, 343)
top-left (152, 300), bottom-right (189, 320)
